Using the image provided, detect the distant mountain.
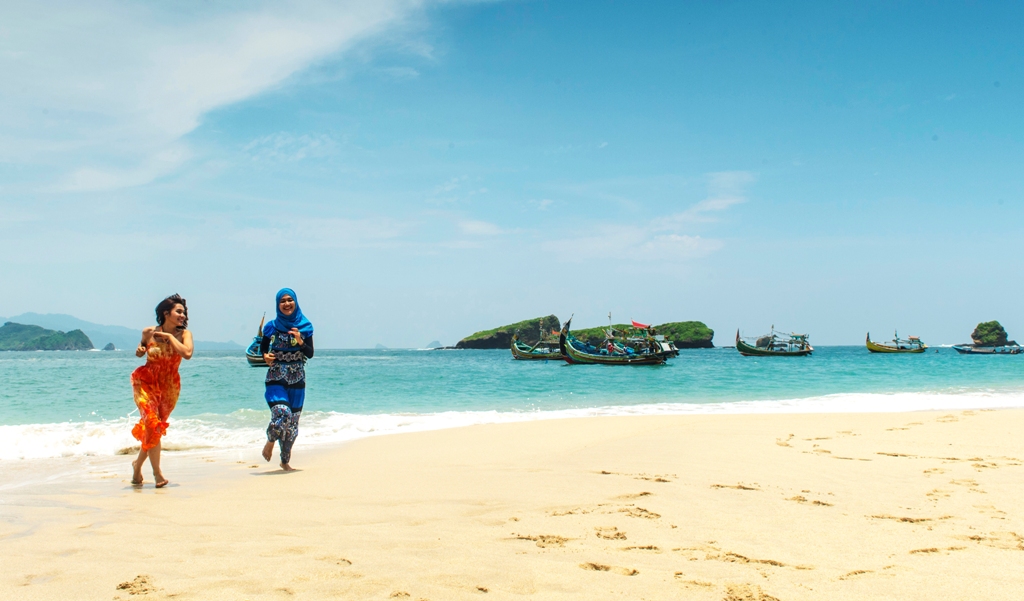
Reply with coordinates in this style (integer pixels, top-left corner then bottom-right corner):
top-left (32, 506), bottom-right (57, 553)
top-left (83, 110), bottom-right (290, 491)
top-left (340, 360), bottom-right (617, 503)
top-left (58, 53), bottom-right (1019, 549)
top-left (4, 313), bottom-right (242, 351)
top-left (375, 343), bottom-right (388, 349)
top-left (0, 322), bottom-right (93, 351)
top-left (425, 340), bottom-right (443, 348)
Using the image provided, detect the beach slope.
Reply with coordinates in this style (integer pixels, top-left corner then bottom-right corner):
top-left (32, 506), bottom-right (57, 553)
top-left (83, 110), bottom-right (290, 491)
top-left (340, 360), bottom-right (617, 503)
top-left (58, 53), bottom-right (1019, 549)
top-left (3, 409), bottom-right (1023, 600)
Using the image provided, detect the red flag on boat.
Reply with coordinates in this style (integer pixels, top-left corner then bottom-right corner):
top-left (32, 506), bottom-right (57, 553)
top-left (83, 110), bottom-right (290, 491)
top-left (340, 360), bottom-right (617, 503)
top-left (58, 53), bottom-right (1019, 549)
top-left (631, 319), bottom-right (650, 329)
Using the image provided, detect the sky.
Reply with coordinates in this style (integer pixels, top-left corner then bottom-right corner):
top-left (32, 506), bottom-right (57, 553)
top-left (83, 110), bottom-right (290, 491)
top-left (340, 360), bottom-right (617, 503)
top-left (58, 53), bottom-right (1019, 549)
top-left (1, 0), bottom-right (1022, 348)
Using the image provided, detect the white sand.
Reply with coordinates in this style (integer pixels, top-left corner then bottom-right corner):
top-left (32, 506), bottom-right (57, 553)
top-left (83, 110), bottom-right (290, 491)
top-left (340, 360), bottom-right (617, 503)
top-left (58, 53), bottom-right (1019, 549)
top-left (3, 409), bottom-right (1023, 600)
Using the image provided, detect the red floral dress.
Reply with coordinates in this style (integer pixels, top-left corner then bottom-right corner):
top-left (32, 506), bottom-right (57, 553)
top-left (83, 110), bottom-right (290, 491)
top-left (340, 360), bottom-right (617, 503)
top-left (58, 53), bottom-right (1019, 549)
top-left (130, 340), bottom-right (182, 451)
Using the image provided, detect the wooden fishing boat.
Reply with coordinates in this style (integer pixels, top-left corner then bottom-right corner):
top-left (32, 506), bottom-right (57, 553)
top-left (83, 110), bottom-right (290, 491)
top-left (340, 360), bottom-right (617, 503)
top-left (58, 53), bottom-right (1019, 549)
top-left (558, 318), bottom-right (668, 365)
top-left (952, 344), bottom-right (1023, 355)
top-left (735, 327), bottom-right (813, 357)
top-left (245, 314), bottom-right (268, 367)
top-left (866, 331), bottom-right (927, 353)
top-left (510, 333), bottom-right (563, 361)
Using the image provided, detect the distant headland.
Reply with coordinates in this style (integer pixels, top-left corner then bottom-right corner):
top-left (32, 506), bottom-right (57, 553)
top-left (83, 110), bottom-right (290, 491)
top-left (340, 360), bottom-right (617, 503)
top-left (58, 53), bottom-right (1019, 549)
top-left (454, 315), bottom-right (714, 349)
top-left (0, 322), bottom-right (94, 351)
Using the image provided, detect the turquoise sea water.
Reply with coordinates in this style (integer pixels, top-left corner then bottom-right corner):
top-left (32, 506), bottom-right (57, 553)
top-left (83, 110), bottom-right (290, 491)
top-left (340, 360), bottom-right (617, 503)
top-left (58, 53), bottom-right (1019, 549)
top-left (1, 347), bottom-right (1022, 460)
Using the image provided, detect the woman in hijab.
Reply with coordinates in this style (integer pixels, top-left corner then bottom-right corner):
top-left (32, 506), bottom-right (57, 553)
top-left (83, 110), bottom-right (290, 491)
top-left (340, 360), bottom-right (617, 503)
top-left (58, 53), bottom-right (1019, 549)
top-left (259, 288), bottom-right (314, 470)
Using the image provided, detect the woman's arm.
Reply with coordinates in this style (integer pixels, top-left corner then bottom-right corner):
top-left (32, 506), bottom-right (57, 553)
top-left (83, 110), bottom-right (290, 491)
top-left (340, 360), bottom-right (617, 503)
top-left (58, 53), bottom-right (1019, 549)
top-left (136, 327), bottom-right (155, 357)
top-left (153, 329), bottom-right (194, 360)
top-left (301, 335), bottom-right (314, 359)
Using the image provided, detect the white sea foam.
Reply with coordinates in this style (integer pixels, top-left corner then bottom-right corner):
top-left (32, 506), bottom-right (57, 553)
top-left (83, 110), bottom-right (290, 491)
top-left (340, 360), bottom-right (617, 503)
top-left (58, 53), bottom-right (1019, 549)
top-left (2, 390), bottom-right (1023, 461)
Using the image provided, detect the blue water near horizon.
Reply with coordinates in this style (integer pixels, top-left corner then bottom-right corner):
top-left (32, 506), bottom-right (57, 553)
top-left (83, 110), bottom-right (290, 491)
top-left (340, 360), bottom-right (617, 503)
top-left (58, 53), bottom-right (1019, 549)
top-left (2, 347), bottom-right (1023, 460)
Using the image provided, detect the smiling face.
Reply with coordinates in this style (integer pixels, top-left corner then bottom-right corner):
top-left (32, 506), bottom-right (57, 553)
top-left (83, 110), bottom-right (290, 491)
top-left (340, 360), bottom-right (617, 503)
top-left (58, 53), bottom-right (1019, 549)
top-left (278, 294), bottom-right (296, 316)
top-left (163, 303), bottom-right (186, 329)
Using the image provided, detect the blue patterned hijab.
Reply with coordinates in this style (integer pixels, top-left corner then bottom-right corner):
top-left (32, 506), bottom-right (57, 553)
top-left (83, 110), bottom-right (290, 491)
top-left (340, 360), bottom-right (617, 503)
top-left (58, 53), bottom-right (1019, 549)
top-left (264, 288), bottom-right (314, 338)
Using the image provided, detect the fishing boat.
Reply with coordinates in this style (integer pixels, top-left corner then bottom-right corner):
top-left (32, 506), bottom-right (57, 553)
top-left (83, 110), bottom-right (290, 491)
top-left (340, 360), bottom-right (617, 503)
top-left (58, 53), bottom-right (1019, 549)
top-left (866, 331), bottom-right (927, 353)
top-left (510, 325), bottom-right (563, 361)
top-left (245, 314), bottom-right (268, 367)
top-left (558, 318), bottom-right (669, 365)
top-left (735, 327), bottom-right (813, 357)
top-left (952, 344), bottom-right (1023, 355)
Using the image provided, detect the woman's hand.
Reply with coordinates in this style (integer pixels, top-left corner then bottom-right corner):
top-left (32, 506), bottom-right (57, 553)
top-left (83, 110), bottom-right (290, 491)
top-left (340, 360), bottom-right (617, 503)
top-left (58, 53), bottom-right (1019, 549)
top-left (288, 328), bottom-right (303, 346)
top-left (152, 331), bottom-right (173, 343)
top-left (136, 344), bottom-right (147, 358)
top-left (263, 352), bottom-right (276, 366)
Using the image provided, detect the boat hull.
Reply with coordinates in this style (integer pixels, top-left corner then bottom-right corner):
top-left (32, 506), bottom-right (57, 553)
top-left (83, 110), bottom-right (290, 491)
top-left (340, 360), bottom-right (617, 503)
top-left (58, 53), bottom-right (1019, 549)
top-left (246, 337), bottom-right (267, 367)
top-left (558, 320), bottom-right (667, 365)
top-left (735, 336), bottom-right (812, 357)
top-left (510, 336), bottom-right (563, 361)
top-left (952, 345), bottom-right (1023, 355)
top-left (866, 338), bottom-right (927, 353)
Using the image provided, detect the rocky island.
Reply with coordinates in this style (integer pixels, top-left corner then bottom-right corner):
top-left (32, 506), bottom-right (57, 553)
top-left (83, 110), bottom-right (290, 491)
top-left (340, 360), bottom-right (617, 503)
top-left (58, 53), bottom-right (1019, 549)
top-left (456, 316), bottom-right (714, 349)
top-left (456, 315), bottom-right (561, 349)
top-left (0, 322), bottom-right (94, 351)
top-left (970, 321), bottom-right (1017, 347)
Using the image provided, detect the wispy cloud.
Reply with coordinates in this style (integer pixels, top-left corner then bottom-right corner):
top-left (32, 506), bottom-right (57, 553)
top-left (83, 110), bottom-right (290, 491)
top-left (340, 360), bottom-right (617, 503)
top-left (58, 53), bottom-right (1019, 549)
top-left (458, 219), bottom-right (503, 236)
top-left (0, 1), bottom-right (440, 191)
top-left (232, 216), bottom-right (414, 250)
top-left (243, 132), bottom-right (338, 162)
top-left (653, 170), bottom-right (755, 230)
top-left (544, 170), bottom-right (753, 262)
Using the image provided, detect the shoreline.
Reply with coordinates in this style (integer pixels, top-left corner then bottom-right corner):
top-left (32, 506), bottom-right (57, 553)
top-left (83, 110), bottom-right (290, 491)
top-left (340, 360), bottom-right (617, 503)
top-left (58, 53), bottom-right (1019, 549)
top-left (3, 409), bottom-right (1023, 600)
top-left (4, 387), bottom-right (1024, 463)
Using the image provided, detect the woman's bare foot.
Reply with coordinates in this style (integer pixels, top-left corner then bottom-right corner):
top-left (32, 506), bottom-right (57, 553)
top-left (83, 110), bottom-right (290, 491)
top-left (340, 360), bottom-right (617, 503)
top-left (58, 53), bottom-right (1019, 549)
top-left (131, 460), bottom-right (143, 485)
top-left (262, 440), bottom-right (274, 462)
top-left (280, 463), bottom-right (295, 472)
top-left (154, 471), bottom-right (169, 488)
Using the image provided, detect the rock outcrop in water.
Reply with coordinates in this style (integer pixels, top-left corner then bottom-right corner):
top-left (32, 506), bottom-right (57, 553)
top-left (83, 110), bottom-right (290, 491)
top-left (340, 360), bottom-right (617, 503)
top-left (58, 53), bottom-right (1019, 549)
top-left (457, 317), bottom-right (715, 349)
top-left (971, 321), bottom-right (1017, 347)
top-left (456, 315), bottom-right (561, 349)
top-left (102, 342), bottom-right (116, 351)
top-left (0, 322), bottom-right (94, 351)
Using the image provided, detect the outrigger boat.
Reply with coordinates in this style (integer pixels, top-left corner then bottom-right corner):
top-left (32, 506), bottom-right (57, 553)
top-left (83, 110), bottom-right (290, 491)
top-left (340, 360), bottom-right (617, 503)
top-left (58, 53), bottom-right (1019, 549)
top-left (558, 317), bottom-right (671, 365)
top-left (245, 314), bottom-right (268, 367)
top-left (952, 344), bottom-right (1023, 355)
top-left (735, 326), bottom-right (813, 357)
top-left (510, 322), bottom-right (563, 361)
top-left (866, 331), bottom-right (927, 353)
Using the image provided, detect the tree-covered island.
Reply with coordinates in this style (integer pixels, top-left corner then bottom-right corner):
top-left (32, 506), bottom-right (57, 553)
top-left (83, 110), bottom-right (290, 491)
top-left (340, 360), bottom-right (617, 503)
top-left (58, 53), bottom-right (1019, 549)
top-left (0, 322), bottom-right (94, 351)
top-left (456, 316), bottom-right (714, 349)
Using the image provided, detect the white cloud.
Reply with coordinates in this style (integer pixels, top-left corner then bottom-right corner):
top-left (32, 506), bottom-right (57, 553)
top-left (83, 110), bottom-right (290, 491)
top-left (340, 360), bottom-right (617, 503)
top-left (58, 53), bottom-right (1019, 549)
top-left (0, 1), bottom-right (435, 191)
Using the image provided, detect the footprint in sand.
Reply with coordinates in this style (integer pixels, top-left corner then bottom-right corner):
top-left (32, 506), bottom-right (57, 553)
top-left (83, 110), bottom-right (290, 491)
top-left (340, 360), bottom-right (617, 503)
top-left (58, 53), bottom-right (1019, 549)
top-left (513, 534), bottom-right (570, 548)
top-left (116, 575), bottom-right (156, 595)
top-left (723, 583), bottom-right (781, 601)
top-left (711, 483), bottom-right (760, 491)
top-left (579, 563), bottom-right (638, 576)
top-left (595, 527), bottom-right (626, 540)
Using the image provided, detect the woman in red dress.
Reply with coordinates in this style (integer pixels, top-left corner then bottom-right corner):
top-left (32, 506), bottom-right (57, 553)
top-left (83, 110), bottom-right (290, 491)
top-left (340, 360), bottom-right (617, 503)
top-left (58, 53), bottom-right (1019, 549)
top-left (130, 294), bottom-right (194, 488)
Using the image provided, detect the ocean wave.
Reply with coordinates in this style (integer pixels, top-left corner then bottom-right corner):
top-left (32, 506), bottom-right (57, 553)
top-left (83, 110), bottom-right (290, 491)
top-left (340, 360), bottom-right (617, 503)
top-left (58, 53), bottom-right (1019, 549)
top-left (2, 390), bottom-right (1023, 461)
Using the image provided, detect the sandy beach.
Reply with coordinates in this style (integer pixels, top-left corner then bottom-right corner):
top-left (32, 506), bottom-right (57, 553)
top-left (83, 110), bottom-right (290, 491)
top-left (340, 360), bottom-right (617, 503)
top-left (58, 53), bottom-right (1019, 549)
top-left (3, 408), bottom-right (1023, 600)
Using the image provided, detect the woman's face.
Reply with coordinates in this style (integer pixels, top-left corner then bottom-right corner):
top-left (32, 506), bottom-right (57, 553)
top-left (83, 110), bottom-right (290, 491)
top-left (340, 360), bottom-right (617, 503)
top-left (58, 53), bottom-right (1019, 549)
top-left (279, 295), bottom-right (296, 316)
top-left (164, 304), bottom-right (186, 328)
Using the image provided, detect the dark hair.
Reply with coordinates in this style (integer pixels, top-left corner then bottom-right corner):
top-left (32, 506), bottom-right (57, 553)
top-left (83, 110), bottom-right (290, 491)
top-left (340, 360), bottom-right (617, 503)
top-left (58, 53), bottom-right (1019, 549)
top-left (156, 294), bottom-right (188, 330)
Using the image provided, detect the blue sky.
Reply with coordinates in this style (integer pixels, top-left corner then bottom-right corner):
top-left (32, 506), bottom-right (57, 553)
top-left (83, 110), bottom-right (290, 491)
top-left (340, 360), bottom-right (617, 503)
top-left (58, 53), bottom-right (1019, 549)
top-left (1, 0), bottom-right (1022, 347)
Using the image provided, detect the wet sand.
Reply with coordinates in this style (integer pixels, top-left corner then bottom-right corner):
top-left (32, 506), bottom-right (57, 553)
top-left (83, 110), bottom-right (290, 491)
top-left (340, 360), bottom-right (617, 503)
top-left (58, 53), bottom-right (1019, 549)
top-left (3, 409), bottom-right (1023, 600)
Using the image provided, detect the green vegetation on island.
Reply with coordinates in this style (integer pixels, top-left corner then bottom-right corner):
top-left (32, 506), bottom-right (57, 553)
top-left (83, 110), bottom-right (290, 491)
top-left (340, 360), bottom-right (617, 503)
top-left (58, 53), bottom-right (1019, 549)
top-left (971, 321), bottom-right (1017, 347)
top-left (570, 321), bottom-right (715, 349)
top-left (457, 315), bottom-right (561, 349)
top-left (457, 316), bottom-right (715, 349)
top-left (0, 322), bottom-right (94, 351)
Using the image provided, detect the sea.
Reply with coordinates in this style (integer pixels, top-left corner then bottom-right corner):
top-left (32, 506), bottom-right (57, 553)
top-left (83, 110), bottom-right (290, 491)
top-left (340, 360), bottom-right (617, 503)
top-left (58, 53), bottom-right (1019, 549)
top-left (1, 346), bottom-right (1023, 463)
